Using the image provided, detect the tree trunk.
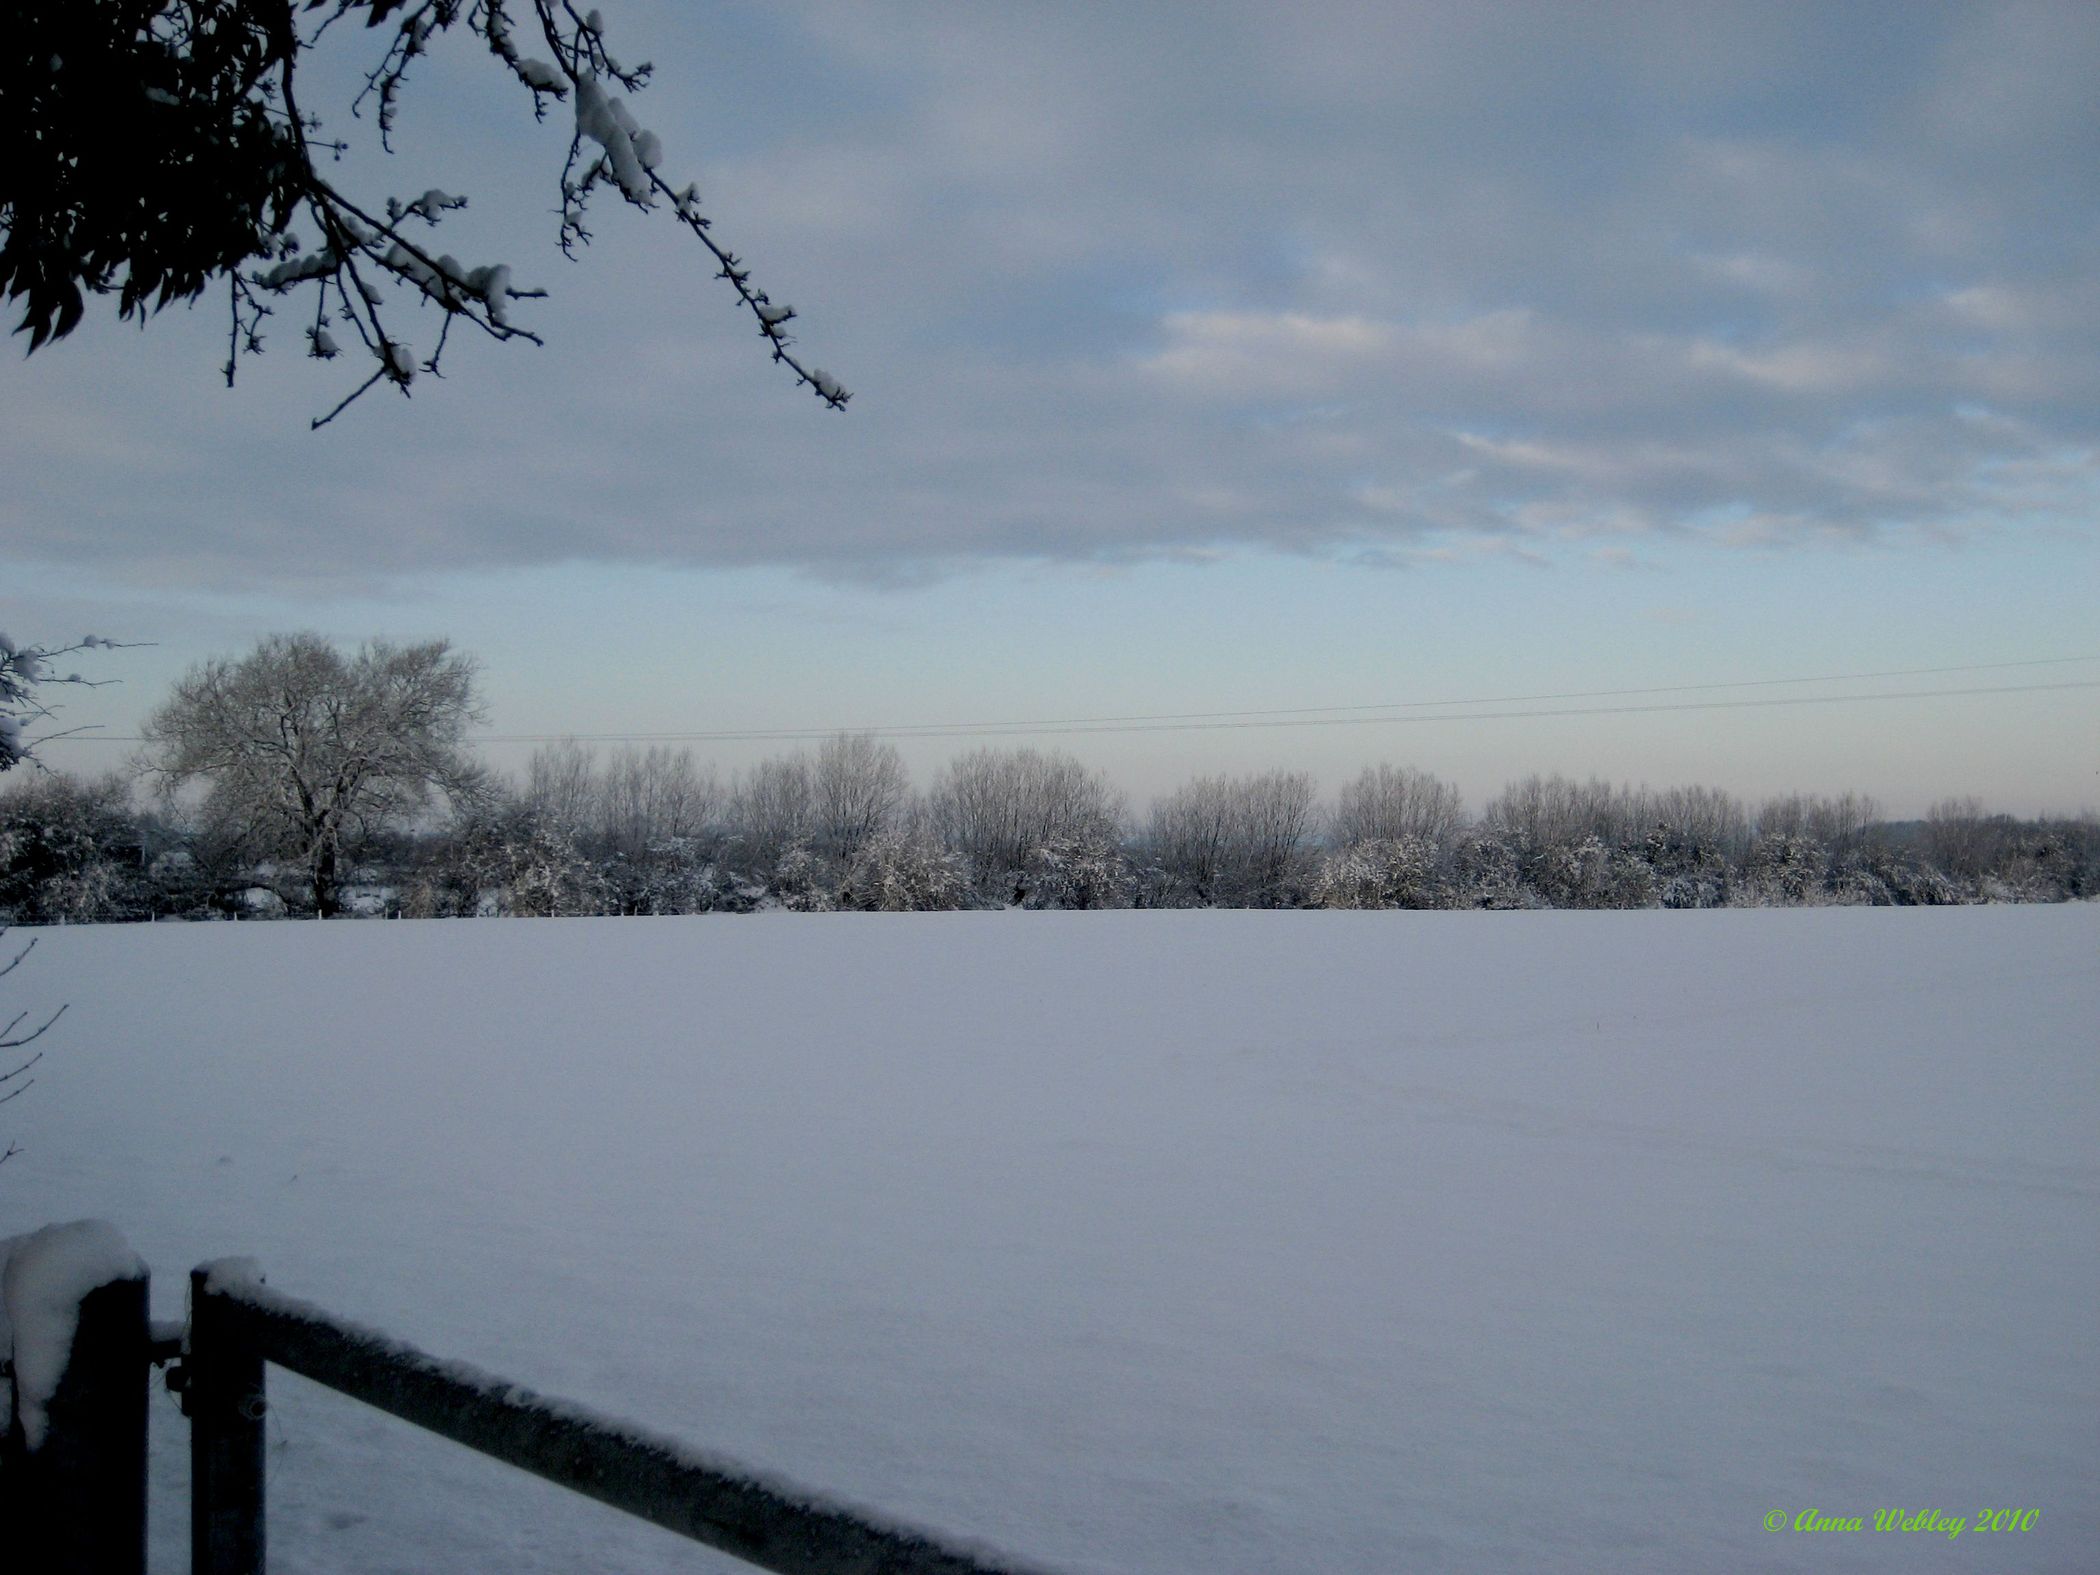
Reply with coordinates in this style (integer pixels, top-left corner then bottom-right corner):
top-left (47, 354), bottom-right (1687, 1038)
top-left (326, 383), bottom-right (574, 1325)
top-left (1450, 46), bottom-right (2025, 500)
top-left (311, 838), bottom-right (341, 918)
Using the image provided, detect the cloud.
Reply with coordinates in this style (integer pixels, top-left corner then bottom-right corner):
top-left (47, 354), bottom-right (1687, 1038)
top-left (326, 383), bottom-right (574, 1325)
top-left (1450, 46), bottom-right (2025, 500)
top-left (1139, 312), bottom-right (1396, 396)
top-left (3, 0), bottom-right (2096, 593)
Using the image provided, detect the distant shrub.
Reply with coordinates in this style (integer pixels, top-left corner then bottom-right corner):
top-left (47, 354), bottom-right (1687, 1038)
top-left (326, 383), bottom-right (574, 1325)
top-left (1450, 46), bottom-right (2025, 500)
top-left (841, 830), bottom-right (973, 912)
top-left (1310, 837), bottom-right (1445, 909)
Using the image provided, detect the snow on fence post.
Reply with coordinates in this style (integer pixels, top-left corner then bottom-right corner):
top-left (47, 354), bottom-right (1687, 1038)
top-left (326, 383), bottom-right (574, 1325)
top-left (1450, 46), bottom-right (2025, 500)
top-left (1, 1221), bottom-right (150, 1575)
top-left (189, 1263), bottom-right (268, 1575)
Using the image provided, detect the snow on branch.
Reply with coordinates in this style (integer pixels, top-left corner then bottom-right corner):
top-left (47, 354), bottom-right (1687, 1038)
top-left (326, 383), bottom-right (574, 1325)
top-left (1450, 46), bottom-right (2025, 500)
top-left (0, 634), bottom-right (142, 774)
top-left (3, 2), bottom-right (849, 428)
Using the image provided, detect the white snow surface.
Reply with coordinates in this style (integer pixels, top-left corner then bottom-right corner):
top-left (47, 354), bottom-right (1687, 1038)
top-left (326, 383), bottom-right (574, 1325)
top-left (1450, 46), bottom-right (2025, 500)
top-left (3, 908), bottom-right (2094, 1572)
top-left (1, 1218), bottom-right (147, 1449)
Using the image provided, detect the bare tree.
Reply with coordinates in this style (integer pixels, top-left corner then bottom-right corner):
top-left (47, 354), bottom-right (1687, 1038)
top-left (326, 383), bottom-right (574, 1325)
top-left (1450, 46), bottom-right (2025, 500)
top-left (1, 930), bottom-right (64, 1167)
top-left (728, 752), bottom-right (816, 876)
top-left (1924, 795), bottom-right (1996, 880)
top-left (1483, 775), bottom-right (1613, 854)
top-left (840, 802), bottom-right (971, 912)
top-left (598, 745), bottom-right (719, 859)
top-left (141, 634), bottom-right (487, 916)
top-left (1754, 791), bottom-right (1883, 857)
top-left (809, 733), bottom-right (908, 867)
top-left (524, 738), bottom-right (598, 833)
top-left (1145, 776), bottom-right (1234, 905)
top-left (927, 748), bottom-right (1124, 901)
top-left (1646, 784), bottom-right (1751, 864)
top-left (1331, 764), bottom-right (1464, 849)
top-left (1148, 771), bottom-right (1320, 908)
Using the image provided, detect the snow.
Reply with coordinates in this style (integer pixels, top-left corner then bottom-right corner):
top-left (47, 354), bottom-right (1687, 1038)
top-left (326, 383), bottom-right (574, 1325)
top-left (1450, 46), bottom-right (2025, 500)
top-left (575, 74), bottom-right (658, 204)
top-left (516, 59), bottom-right (563, 94)
top-left (406, 190), bottom-right (465, 223)
top-left (254, 251), bottom-right (339, 291)
top-left (2, 908), bottom-right (2094, 1572)
top-left (1, 1219), bottom-right (147, 1449)
top-left (467, 263), bottom-right (514, 327)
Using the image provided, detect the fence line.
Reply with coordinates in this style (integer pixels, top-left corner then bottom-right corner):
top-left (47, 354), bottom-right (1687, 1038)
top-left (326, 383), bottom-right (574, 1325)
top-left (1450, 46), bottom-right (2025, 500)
top-left (188, 1262), bottom-right (1053, 1575)
top-left (2, 1227), bottom-right (1056, 1574)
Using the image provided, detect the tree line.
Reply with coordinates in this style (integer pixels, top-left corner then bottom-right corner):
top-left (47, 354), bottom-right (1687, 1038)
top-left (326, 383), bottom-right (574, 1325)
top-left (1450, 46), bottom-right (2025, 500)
top-left (7, 747), bottom-right (2094, 924)
top-left (1, 634), bottom-right (2094, 922)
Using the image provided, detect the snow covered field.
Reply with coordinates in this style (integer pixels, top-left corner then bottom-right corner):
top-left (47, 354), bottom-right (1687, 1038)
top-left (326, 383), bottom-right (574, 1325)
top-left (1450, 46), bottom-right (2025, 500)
top-left (5, 907), bottom-right (2095, 1573)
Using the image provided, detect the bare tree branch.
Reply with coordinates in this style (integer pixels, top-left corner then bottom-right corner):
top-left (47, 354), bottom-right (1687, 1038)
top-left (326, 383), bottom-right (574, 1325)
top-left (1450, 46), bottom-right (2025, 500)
top-left (5, 3), bottom-right (849, 424)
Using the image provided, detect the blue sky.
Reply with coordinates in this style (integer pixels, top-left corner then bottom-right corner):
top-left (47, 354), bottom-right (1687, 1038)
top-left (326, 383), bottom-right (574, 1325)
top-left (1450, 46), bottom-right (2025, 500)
top-left (4, 0), bottom-right (2096, 814)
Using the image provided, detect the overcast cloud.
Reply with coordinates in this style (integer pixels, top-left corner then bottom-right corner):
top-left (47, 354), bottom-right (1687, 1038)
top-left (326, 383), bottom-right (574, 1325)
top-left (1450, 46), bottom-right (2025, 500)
top-left (3, 0), bottom-right (2095, 594)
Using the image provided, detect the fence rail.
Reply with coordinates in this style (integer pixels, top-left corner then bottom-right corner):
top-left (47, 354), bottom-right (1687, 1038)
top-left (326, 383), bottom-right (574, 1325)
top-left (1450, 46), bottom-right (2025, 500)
top-left (190, 1262), bottom-right (1049, 1575)
top-left (3, 1225), bottom-right (1055, 1575)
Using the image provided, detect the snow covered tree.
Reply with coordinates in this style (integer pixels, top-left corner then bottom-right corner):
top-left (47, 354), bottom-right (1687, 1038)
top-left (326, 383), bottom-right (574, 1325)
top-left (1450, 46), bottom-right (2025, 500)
top-left (1020, 831), bottom-right (1131, 910)
top-left (838, 822), bottom-right (970, 912)
top-left (727, 752), bottom-right (816, 880)
top-left (1826, 842), bottom-right (1962, 908)
top-left (0, 772), bottom-right (147, 924)
top-left (1310, 835), bottom-right (1444, 910)
top-left (141, 633), bottom-right (487, 916)
top-left (1984, 815), bottom-right (2100, 903)
top-left (767, 843), bottom-right (837, 913)
top-left (1740, 830), bottom-right (1824, 906)
top-left (1447, 829), bottom-right (1532, 910)
top-left (1923, 795), bottom-right (1996, 882)
top-left (1531, 833), bottom-right (1657, 910)
top-left (1146, 771), bottom-right (1320, 908)
top-left (590, 745), bottom-right (721, 913)
top-left (1483, 774), bottom-right (1648, 856)
top-left (1637, 786), bottom-right (1748, 909)
top-left (514, 740), bottom-right (723, 912)
top-left (416, 793), bottom-right (603, 916)
top-left (928, 748), bottom-right (1124, 904)
top-left (596, 745), bottom-right (717, 859)
top-left (523, 737), bottom-right (597, 832)
top-left (1330, 764), bottom-right (1463, 850)
top-left (809, 733), bottom-right (908, 868)
top-left (4, 1), bottom-right (848, 425)
top-left (1753, 792), bottom-right (1882, 861)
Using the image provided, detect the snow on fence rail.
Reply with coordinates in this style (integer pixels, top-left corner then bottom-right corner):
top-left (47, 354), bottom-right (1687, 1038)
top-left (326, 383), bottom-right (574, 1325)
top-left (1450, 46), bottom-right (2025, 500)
top-left (2, 1224), bottom-right (1056, 1575)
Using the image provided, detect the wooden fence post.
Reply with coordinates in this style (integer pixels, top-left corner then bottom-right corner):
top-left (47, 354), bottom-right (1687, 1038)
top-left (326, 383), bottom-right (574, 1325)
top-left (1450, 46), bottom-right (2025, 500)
top-left (190, 1267), bottom-right (267, 1575)
top-left (2, 1262), bottom-right (150, 1574)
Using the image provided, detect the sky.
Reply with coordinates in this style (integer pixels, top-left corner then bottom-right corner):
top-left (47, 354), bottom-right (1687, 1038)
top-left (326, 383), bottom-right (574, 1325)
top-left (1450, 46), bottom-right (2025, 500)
top-left (4, 0), bottom-right (2097, 816)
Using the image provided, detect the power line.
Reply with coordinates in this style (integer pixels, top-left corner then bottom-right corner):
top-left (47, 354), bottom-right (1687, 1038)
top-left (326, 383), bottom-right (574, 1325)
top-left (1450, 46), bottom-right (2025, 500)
top-left (460, 656), bottom-right (2100, 743)
top-left (466, 679), bottom-right (2099, 744)
top-left (771, 653), bottom-right (2100, 734)
top-left (45, 658), bottom-right (2100, 747)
